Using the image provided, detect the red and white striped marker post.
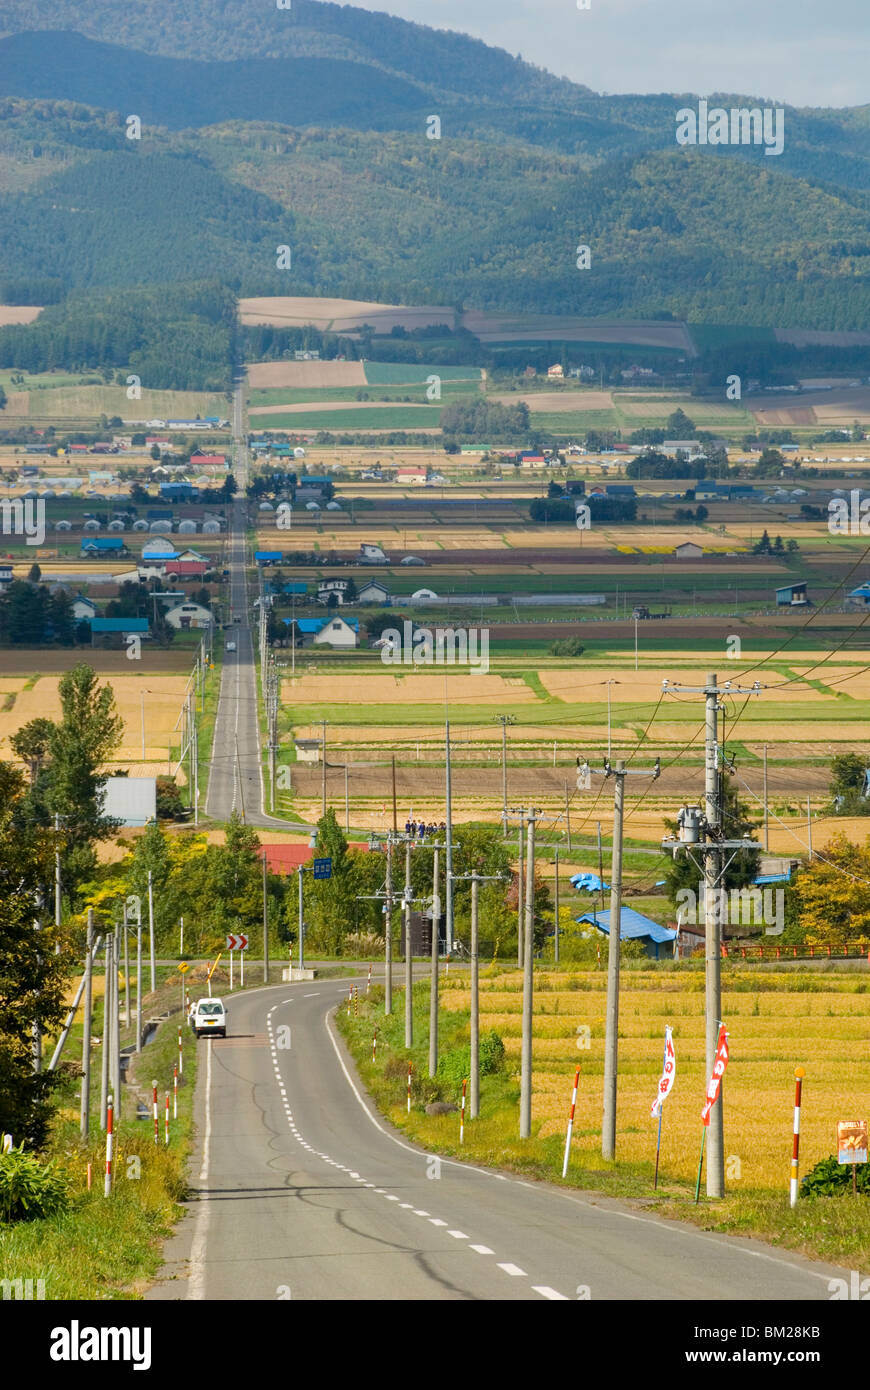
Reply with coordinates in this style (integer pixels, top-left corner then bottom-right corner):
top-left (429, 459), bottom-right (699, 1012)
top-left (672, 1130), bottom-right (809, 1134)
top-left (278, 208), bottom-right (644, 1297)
top-left (354, 985), bottom-right (358, 1017)
top-left (164, 1092), bottom-right (170, 1147)
top-left (372, 1029), bottom-right (378, 1063)
top-left (562, 1067), bottom-right (581, 1178)
top-left (366, 964), bottom-right (372, 995)
top-left (789, 1067), bottom-right (805, 1208)
top-left (460, 1078), bottom-right (467, 1145)
top-left (407, 1061), bottom-right (412, 1113)
top-left (152, 1078), bottom-right (158, 1146)
top-left (178, 1025), bottom-right (183, 1079)
top-left (173, 1064), bottom-right (178, 1119)
top-left (87, 1161), bottom-right (93, 1191)
top-left (104, 1096), bottom-right (114, 1197)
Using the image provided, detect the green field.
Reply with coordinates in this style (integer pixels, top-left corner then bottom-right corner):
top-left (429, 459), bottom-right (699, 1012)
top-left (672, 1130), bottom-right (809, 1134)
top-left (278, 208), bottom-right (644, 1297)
top-left (248, 406), bottom-right (444, 429)
top-left (3, 384), bottom-right (229, 421)
top-left (687, 323), bottom-right (778, 352)
top-left (249, 380), bottom-right (476, 408)
top-left (363, 363), bottom-right (483, 385)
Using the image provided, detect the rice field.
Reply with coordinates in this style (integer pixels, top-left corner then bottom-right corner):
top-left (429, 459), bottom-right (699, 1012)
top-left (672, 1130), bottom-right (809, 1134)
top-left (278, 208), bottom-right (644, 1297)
top-left (0, 674), bottom-right (191, 767)
top-left (441, 969), bottom-right (870, 1193)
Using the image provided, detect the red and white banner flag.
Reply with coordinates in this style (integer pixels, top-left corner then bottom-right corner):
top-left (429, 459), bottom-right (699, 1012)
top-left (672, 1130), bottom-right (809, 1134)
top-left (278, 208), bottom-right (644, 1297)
top-left (651, 1025), bottom-right (676, 1118)
top-left (701, 1024), bottom-right (730, 1126)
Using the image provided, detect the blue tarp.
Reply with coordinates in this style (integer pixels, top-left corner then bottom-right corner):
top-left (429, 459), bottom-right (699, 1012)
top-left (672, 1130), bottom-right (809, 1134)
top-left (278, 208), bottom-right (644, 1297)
top-left (570, 872), bottom-right (609, 892)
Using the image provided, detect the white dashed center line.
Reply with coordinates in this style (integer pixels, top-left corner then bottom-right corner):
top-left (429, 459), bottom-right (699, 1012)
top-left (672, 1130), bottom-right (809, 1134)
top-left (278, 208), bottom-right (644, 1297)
top-left (263, 1004), bottom-right (565, 1301)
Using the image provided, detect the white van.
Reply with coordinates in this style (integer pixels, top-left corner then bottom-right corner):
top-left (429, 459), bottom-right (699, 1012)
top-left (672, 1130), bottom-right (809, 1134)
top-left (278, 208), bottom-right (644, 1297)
top-left (191, 998), bottom-right (227, 1038)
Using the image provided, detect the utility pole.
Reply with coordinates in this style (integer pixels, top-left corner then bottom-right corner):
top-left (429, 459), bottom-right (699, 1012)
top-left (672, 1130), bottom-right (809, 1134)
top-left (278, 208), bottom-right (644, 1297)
top-left (404, 839), bottom-right (413, 1048)
top-left (516, 818), bottom-right (524, 968)
top-left (262, 850), bottom-right (269, 984)
top-left (122, 904), bottom-right (131, 1028)
top-left (135, 911), bottom-right (142, 1054)
top-left (363, 832), bottom-right (402, 1015)
top-left (553, 848), bottom-right (560, 964)
top-left (391, 755), bottom-right (397, 833)
top-left (54, 812), bottom-right (62, 951)
top-left (385, 838), bottom-right (393, 1014)
top-left (344, 764), bottom-right (349, 833)
top-left (429, 845), bottom-right (440, 1078)
top-left (493, 714), bottom-right (515, 832)
top-left (445, 720), bottom-right (454, 954)
top-left (451, 867), bottom-right (504, 1117)
top-left (100, 934), bottom-right (111, 1131)
top-left (661, 673), bottom-right (760, 1195)
top-left (147, 868), bottom-right (156, 995)
top-left (763, 743), bottom-right (769, 851)
top-left (564, 784), bottom-right (572, 852)
top-left (112, 924), bottom-right (121, 1119)
top-left (517, 807), bottom-right (541, 1138)
top-left (80, 908), bottom-right (94, 1139)
top-left (600, 756), bottom-right (661, 1160)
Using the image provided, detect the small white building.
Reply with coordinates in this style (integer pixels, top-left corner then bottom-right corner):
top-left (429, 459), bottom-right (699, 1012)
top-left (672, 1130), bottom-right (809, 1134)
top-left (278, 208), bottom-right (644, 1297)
top-left (674, 541), bottom-right (703, 560)
top-left (358, 580), bottom-right (391, 604)
top-left (71, 595), bottom-right (97, 622)
top-left (313, 616), bottom-right (358, 648)
top-left (164, 601), bottom-right (213, 630)
top-left (317, 578), bottom-right (349, 605)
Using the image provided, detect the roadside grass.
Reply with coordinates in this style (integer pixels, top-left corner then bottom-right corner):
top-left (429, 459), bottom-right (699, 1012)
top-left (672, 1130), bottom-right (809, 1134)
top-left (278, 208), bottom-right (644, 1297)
top-left (0, 990), bottom-right (197, 1300)
top-left (336, 975), bottom-right (870, 1272)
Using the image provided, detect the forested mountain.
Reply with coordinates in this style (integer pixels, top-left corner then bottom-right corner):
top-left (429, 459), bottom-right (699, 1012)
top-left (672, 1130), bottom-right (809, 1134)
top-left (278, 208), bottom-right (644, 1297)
top-left (0, 1), bottom-right (868, 339)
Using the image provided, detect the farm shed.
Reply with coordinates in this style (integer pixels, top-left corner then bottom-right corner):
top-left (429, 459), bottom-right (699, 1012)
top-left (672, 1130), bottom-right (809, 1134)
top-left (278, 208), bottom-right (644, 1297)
top-left (775, 582), bottom-right (810, 607)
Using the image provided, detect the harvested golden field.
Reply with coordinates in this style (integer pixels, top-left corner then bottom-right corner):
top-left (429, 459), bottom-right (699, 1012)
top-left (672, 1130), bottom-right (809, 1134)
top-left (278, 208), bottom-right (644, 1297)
top-left (282, 672), bottom-right (539, 704)
top-left (246, 360), bottom-right (366, 388)
top-left (442, 970), bottom-right (870, 1191)
top-left (0, 675), bottom-right (191, 766)
top-left (487, 390), bottom-right (614, 413)
top-left (238, 296), bottom-right (454, 333)
top-left (0, 305), bottom-right (42, 325)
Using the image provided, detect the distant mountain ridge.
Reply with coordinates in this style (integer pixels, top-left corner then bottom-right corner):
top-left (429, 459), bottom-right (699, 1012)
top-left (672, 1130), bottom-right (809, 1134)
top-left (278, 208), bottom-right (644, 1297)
top-left (0, 1), bottom-right (868, 330)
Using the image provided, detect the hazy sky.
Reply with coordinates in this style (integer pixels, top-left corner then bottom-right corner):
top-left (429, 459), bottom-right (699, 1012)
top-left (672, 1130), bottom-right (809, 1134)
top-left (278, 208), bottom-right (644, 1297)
top-left (358, 0), bottom-right (870, 108)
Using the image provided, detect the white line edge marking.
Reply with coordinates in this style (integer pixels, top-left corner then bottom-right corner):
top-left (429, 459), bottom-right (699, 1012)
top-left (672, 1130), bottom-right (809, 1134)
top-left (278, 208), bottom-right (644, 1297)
top-left (470, 1245), bottom-right (493, 1255)
top-left (533, 1286), bottom-right (569, 1300)
top-left (497, 1263), bottom-right (526, 1277)
top-left (322, 1005), bottom-right (838, 1287)
top-left (188, 1037), bottom-right (213, 1301)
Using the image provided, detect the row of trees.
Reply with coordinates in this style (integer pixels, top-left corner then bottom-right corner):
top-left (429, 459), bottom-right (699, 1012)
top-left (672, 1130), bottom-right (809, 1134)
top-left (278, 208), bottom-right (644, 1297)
top-left (2, 666), bottom-right (126, 1143)
top-left (92, 810), bottom-right (551, 963)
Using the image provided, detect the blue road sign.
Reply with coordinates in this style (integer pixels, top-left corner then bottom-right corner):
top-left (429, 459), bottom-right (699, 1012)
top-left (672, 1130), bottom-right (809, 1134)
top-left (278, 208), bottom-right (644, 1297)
top-left (313, 857), bottom-right (333, 880)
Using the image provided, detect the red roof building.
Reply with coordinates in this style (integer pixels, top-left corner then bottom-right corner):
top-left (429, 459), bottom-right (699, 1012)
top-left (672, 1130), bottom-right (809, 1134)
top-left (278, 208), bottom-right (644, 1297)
top-left (165, 560), bottom-right (208, 577)
top-left (190, 454), bottom-right (226, 467)
top-left (262, 843), bottom-right (369, 875)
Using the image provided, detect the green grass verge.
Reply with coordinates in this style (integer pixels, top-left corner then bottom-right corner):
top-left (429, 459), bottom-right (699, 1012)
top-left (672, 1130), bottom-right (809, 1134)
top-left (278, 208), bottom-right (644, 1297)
top-left (336, 979), bottom-right (870, 1272)
top-left (0, 998), bottom-right (197, 1300)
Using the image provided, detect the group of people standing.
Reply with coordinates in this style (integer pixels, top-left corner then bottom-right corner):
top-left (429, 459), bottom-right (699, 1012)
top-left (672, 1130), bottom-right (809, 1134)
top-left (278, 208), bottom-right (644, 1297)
top-left (404, 818), bottom-right (445, 841)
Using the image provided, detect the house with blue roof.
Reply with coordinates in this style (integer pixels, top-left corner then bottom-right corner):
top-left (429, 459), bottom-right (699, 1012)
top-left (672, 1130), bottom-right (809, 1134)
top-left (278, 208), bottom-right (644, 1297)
top-left (576, 906), bottom-right (677, 960)
top-left (255, 551), bottom-right (283, 566)
top-left (90, 616), bottom-right (149, 648)
top-left (81, 536), bottom-right (125, 554)
top-left (282, 615), bottom-right (358, 648)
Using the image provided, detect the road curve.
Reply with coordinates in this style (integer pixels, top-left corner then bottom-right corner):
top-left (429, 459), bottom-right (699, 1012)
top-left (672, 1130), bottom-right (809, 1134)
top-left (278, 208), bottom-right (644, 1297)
top-left (145, 979), bottom-right (847, 1302)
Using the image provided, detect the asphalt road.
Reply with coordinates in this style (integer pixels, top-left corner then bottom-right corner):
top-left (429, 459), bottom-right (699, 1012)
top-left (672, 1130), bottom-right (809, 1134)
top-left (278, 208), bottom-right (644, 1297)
top-left (145, 979), bottom-right (847, 1302)
top-left (204, 385), bottom-right (296, 830)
